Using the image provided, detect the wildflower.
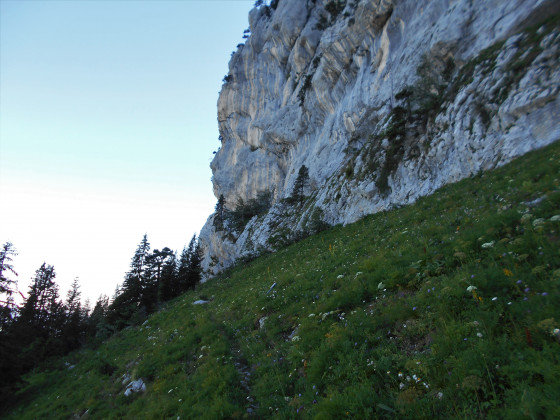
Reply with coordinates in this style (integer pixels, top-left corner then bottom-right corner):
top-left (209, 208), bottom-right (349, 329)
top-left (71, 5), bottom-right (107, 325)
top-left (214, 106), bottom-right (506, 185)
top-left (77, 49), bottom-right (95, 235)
top-left (477, 332), bottom-right (483, 338)
top-left (550, 215), bottom-right (560, 222)
top-left (437, 392), bottom-right (444, 399)
top-left (524, 288), bottom-right (530, 293)
top-left (492, 297), bottom-right (498, 301)
top-left (413, 307), bottom-right (417, 311)
top-left (399, 383), bottom-right (405, 389)
top-left (308, 313), bottom-right (316, 318)
top-left (532, 218), bottom-right (545, 227)
top-left (516, 280), bottom-right (522, 284)
top-left (467, 285), bottom-right (477, 292)
top-left (520, 213), bottom-right (533, 223)
top-left (503, 268), bottom-right (513, 277)
top-left (291, 336), bottom-right (301, 342)
top-left (541, 292), bottom-right (548, 296)
top-left (378, 282), bottom-right (386, 290)
top-left (337, 274), bottom-right (344, 279)
top-left (481, 241), bottom-right (495, 249)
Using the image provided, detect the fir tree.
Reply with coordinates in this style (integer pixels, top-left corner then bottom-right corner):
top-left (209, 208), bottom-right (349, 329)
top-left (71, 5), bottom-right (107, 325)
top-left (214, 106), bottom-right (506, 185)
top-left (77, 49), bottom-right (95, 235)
top-left (107, 235), bottom-right (151, 328)
top-left (178, 235), bottom-right (203, 292)
top-left (158, 252), bottom-right (178, 302)
top-left (0, 242), bottom-right (18, 301)
top-left (62, 277), bottom-right (86, 351)
top-left (290, 165), bottom-right (310, 205)
top-left (213, 194), bottom-right (226, 231)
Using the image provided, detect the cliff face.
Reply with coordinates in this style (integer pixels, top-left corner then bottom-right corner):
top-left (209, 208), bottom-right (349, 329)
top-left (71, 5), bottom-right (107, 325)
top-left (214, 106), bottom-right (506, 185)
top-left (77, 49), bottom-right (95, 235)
top-left (200, 0), bottom-right (560, 276)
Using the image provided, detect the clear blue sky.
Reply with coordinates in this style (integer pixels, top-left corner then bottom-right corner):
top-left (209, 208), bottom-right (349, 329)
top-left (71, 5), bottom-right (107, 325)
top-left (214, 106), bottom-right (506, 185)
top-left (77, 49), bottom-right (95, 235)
top-left (0, 0), bottom-right (254, 304)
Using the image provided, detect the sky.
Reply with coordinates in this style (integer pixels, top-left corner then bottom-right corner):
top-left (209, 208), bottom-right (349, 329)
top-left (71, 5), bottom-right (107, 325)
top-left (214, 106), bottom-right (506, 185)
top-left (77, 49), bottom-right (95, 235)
top-left (0, 0), bottom-right (255, 305)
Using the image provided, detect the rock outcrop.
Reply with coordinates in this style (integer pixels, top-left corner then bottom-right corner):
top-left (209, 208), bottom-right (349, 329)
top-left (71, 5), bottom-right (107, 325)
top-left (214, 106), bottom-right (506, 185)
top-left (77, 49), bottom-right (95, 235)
top-left (200, 0), bottom-right (560, 276)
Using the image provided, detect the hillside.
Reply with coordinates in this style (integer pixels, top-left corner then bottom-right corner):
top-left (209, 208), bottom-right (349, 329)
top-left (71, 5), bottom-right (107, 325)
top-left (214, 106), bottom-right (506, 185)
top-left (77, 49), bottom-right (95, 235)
top-left (4, 140), bottom-right (560, 419)
top-left (200, 0), bottom-right (560, 276)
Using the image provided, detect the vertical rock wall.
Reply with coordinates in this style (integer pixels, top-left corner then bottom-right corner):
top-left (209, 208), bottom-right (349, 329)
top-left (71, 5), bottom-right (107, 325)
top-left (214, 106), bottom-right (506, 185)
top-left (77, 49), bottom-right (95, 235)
top-left (200, 0), bottom-right (560, 276)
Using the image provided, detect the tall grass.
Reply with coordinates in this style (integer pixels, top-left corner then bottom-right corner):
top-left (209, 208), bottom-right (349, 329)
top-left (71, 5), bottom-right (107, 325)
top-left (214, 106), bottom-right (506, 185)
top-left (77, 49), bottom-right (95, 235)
top-left (4, 140), bottom-right (560, 419)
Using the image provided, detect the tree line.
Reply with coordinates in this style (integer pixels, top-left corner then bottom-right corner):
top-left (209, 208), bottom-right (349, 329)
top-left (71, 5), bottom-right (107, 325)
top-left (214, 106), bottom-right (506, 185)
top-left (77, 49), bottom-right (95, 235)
top-left (0, 235), bottom-right (202, 400)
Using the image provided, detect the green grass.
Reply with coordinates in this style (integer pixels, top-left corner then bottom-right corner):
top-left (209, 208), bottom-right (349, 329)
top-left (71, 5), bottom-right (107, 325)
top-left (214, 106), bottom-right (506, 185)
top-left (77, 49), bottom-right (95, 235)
top-left (4, 140), bottom-right (560, 419)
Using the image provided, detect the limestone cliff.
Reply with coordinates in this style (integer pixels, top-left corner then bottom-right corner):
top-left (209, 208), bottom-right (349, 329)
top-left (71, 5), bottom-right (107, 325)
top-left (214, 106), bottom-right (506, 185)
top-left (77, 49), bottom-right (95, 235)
top-left (199, 0), bottom-right (560, 276)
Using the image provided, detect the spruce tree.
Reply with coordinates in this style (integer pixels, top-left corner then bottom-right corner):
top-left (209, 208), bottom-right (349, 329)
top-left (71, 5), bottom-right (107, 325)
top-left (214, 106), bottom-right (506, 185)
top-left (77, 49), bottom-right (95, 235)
top-left (158, 252), bottom-right (178, 302)
top-left (290, 165), bottom-right (309, 205)
top-left (62, 277), bottom-right (85, 351)
top-left (108, 235), bottom-right (151, 329)
top-left (178, 235), bottom-right (203, 292)
top-left (213, 194), bottom-right (226, 231)
top-left (144, 247), bottom-right (173, 311)
top-left (0, 242), bottom-right (18, 300)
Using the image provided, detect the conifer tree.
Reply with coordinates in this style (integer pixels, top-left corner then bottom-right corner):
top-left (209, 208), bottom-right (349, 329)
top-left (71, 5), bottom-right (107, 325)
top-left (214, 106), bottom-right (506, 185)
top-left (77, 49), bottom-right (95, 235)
top-left (143, 247), bottom-right (173, 312)
top-left (62, 277), bottom-right (86, 351)
top-left (16, 263), bottom-right (65, 364)
top-left (290, 165), bottom-right (309, 205)
top-left (213, 194), bottom-right (226, 231)
top-left (158, 252), bottom-right (178, 302)
top-left (107, 235), bottom-right (151, 328)
top-left (0, 242), bottom-right (18, 301)
top-left (178, 235), bottom-right (203, 292)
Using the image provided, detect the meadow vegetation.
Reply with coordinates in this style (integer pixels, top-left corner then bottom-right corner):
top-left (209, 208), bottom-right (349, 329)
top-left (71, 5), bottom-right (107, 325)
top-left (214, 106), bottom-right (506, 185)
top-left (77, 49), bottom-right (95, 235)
top-left (4, 140), bottom-right (560, 419)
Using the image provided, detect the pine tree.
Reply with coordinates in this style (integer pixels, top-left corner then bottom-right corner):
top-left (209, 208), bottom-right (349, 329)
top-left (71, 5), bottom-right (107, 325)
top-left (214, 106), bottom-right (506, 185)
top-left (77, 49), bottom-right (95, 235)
top-left (0, 242), bottom-right (18, 300)
top-left (107, 235), bottom-right (151, 329)
top-left (62, 277), bottom-right (86, 351)
top-left (178, 235), bottom-right (203, 293)
top-left (213, 194), bottom-right (226, 231)
top-left (158, 252), bottom-right (178, 302)
top-left (16, 263), bottom-right (65, 365)
top-left (143, 247), bottom-right (173, 312)
top-left (290, 165), bottom-right (309, 205)
top-left (0, 242), bottom-right (20, 396)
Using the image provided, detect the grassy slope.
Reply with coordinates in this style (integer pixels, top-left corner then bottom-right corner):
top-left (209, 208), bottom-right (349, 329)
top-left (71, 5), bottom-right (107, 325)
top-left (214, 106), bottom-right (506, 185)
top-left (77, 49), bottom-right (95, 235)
top-left (4, 140), bottom-right (560, 419)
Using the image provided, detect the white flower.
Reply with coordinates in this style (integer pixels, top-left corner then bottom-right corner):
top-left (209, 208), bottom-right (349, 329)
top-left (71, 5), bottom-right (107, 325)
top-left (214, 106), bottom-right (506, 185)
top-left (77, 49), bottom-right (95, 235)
top-left (378, 282), bottom-right (386, 290)
top-left (481, 241), bottom-right (495, 249)
top-left (520, 213), bottom-right (533, 223)
top-left (291, 336), bottom-right (301, 342)
top-left (337, 274), bottom-right (344, 279)
top-left (437, 392), bottom-right (444, 399)
top-left (532, 218), bottom-right (545, 227)
top-left (308, 313), bottom-right (315, 318)
top-left (550, 215), bottom-right (560, 222)
top-left (467, 285), bottom-right (477, 292)
top-left (492, 297), bottom-right (498, 301)
top-left (477, 332), bottom-right (483, 338)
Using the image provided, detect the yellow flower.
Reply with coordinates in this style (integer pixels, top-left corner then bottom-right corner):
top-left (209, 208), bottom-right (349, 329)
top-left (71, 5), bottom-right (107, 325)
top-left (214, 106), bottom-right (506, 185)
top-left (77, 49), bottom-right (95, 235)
top-left (503, 268), bottom-right (513, 277)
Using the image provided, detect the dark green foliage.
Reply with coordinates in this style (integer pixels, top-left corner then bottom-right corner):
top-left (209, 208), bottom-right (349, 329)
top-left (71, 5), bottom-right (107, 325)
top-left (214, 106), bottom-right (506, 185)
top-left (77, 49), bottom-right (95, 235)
top-left (4, 141), bottom-right (560, 419)
top-left (213, 194), bottom-right (226, 231)
top-left (325, 0), bottom-right (345, 19)
top-left (290, 165), bottom-right (310, 205)
top-left (376, 106), bottom-right (408, 194)
top-left (223, 190), bottom-right (274, 234)
top-left (315, 0), bottom-right (347, 30)
top-left (298, 74), bottom-right (313, 106)
top-left (0, 242), bottom-right (18, 298)
top-left (178, 235), bottom-right (203, 292)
